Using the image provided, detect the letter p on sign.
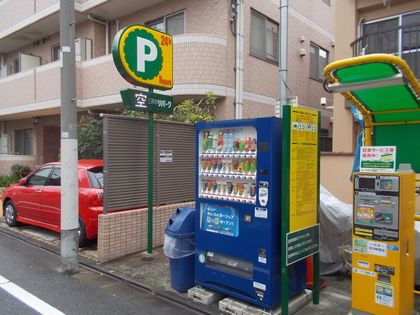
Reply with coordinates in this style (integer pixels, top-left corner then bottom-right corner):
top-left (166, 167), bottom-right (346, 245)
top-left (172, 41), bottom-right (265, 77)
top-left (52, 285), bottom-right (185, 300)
top-left (112, 25), bottom-right (173, 90)
top-left (137, 37), bottom-right (158, 73)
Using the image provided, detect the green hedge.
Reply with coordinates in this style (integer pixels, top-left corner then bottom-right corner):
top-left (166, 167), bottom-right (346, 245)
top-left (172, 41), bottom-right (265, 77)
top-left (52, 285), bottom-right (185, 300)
top-left (0, 164), bottom-right (32, 188)
top-left (0, 175), bottom-right (17, 188)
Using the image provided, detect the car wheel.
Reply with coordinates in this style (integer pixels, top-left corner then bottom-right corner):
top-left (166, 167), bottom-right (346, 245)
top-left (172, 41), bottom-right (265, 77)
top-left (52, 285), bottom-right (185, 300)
top-left (4, 201), bottom-right (19, 227)
top-left (78, 218), bottom-right (89, 248)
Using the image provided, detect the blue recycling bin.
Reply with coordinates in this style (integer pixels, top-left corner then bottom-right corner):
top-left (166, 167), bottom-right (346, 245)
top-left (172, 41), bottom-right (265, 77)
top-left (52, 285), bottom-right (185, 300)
top-left (164, 206), bottom-right (195, 293)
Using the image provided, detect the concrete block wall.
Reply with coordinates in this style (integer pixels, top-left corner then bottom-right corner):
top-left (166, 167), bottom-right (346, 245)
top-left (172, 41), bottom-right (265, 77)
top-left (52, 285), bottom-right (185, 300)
top-left (97, 201), bottom-right (194, 263)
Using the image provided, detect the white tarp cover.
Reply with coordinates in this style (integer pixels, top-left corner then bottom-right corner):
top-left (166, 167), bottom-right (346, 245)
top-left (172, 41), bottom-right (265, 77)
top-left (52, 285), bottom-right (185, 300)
top-left (319, 186), bottom-right (352, 275)
top-left (320, 186), bottom-right (420, 285)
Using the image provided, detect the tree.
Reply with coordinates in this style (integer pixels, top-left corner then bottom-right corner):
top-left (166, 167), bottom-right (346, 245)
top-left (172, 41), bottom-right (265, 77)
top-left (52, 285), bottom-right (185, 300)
top-left (78, 115), bottom-right (103, 159)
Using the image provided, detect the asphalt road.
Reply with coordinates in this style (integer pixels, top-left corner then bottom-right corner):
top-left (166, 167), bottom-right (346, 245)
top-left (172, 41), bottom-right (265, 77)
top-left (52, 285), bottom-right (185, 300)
top-left (0, 233), bottom-right (199, 315)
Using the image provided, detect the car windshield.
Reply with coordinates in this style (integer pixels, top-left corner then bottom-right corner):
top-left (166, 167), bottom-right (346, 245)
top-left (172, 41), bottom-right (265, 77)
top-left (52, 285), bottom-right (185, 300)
top-left (87, 166), bottom-right (104, 189)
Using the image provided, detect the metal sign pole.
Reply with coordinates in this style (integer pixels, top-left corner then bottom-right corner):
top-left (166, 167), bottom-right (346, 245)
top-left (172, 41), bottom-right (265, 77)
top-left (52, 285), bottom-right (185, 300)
top-left (280, 106), bottom-right (291, 315)
top-left (313, 113), bottom-right (321, 305)
top-left (147, 88), bottom-right (154, 255)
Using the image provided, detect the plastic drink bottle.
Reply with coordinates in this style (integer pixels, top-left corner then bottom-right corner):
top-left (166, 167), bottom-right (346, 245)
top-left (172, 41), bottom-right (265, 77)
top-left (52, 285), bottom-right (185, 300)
top-left (229, 129), bottom-right (234, 152)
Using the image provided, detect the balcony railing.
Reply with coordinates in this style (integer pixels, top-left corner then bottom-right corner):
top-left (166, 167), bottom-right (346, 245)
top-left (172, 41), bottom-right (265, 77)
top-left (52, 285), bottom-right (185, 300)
top-left (351, 23), bottom-right (420, 77)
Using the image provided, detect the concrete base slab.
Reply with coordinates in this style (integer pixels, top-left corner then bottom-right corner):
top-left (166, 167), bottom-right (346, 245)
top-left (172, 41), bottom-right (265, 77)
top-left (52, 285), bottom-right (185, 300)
top-left (219, 289), bottom-right (313, 315)
top-left (188, 286), bottom-right (226, 305)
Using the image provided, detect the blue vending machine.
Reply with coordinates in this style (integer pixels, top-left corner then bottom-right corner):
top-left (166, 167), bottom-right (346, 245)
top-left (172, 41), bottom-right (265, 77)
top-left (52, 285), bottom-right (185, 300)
top-left (195, 117), bottom-right (306, 309)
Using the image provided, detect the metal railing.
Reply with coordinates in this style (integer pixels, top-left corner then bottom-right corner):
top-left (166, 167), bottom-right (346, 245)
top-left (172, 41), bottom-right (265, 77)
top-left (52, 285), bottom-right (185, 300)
top-left (351, 23), bottom-right (420, 78)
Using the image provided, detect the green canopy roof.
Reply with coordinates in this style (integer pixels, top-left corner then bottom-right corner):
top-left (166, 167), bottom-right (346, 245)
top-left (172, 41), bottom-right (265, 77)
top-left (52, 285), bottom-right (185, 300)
top-left (334, 62), bottom-right (420, 124)
top-left (323, 54), bottom-right (420, 172)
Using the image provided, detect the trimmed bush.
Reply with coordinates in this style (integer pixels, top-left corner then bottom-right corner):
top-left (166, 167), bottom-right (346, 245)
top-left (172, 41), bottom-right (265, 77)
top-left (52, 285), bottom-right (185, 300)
top-left (10, 164), bottom-right (31, 179)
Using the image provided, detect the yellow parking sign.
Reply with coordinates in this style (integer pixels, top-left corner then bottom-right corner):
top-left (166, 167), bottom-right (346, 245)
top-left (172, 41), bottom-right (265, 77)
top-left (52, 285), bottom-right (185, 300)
top-left (112, 25), bottom-right (173, 90)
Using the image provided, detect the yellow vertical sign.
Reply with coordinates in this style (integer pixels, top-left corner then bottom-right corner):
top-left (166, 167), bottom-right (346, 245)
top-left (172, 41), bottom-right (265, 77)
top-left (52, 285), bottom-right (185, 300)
top-left (289, 107), bottom-right (319, 232)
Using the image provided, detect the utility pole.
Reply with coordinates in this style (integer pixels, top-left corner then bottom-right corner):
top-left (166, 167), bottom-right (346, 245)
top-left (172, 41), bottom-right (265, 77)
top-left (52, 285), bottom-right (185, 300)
top-left (60, 0), bottom-right (79, 274)
top-left (279, 0), bottom-right (288, 118)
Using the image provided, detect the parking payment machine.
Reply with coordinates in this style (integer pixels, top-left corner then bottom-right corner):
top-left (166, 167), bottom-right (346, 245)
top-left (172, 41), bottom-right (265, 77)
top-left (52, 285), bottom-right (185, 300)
top-left (352, 169), bottom-right (415, 315)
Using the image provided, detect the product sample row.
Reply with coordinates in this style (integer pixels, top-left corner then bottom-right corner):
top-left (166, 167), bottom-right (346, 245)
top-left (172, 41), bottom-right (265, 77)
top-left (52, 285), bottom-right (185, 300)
top-left (202, 129), bottom-right (257, 153)
top-left (200, 180), bottom-right (257, 204)
top-left (201, 158), bottom-right (256, 175)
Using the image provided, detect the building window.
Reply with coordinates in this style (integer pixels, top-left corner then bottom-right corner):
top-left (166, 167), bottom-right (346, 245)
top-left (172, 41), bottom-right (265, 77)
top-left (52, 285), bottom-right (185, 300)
top-left (320, 128), bottom-right (332, 152)
top-left (85, 38), bottom-right (93, 60)
top-left (13, 58), bottom-right (19, 74)
top-left (250, 10), bottom-right (279, 63)
top-left (310, 43), bottom-right (329, 81)
top-left (15, 129), bottom-right (32, 155)
top-left (361, 10), bottom-right (420, 76)
top-left (148, 11), bottom-right (185, 36)
top-left (52, 38), bottom-right (93, 62)
top-left (51, 44), bottom-right (60, 61)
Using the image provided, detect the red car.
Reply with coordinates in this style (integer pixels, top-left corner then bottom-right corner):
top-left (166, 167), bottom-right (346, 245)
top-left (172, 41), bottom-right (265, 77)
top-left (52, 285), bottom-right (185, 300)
top-left (2, 160), bottom-right (104, 247)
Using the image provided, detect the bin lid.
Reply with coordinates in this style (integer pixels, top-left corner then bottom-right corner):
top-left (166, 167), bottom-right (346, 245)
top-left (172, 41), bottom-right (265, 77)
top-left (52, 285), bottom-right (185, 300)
top-left (165, 206), bottom-right (195, 238)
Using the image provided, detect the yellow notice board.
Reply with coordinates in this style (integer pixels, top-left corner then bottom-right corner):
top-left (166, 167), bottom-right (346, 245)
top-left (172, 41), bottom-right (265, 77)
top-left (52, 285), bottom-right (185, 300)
top-left (289, 107), bottom-right (319, 232)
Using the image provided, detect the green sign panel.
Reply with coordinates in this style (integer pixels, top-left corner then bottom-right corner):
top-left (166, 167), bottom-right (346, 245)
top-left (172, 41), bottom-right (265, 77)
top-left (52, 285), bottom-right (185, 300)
top-left (286, 224), bottom-right (320, 266)
top-left (120, 88), bottom-right (173, 114)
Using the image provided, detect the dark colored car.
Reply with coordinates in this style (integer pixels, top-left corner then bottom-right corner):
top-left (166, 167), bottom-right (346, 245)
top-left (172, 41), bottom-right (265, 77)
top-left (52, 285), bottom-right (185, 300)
top-left (2, 160), bottom-right (104, 247)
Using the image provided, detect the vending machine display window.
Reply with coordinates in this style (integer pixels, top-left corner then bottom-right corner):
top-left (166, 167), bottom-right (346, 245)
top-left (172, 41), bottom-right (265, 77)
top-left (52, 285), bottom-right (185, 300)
top-left (200, 203), bottom-right (239, 237)
top-left (198, 126), bottom-right (257, 204)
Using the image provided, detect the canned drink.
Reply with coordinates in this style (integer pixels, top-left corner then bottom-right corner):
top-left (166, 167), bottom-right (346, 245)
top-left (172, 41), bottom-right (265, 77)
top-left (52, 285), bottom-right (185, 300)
top-left (206, 159), bottom-right (212, 171)
top-left (212, 158), bottom-right (218, 172)
top-left (202, 159), bottom-right (208, 171)
top-left (233, 182), bottom-right (238, 194)
top-left (217, 181), bottom-right (222, 194)
top-left (202, 180), bottom-right (208, 192)
top-left (212, 181), bottom-right (218, 193)
top-left (243, 159), bottom-right (250, 173)
top-left (217, 159), bottom-right (223, 172)
top-left (227, 160), bottom-right (232, 173)
top-left (232, 160), bottom-right (239, 172)
top-left (207, 180), bottom-right (213, 192)
top-left (238, 183), bottom-right (244, 196)
top-left (250, 183), bottom-right (256, 197)
top-left (222, 160), bottom-right (229, 173)
top-left (227, 182), bottom-right (233, 194)
top-left (238, 159), bottom-right (244, 173)
top-left (250, 158), bottom-right (256, 174)
top-left (221, 182), bottom-right (227, 194)
top-left (243, 183), bottom-right (250, 197)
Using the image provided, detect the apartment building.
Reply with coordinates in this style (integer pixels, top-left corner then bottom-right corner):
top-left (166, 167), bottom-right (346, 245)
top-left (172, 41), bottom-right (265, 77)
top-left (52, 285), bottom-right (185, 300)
top-left (0, 0), bottom-right (335, 174)
top-left (322, 0), bottom-right (420, 202)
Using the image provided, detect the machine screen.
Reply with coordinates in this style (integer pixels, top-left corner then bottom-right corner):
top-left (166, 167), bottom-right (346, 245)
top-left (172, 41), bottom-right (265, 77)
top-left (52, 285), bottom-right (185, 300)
top-left (358, 177), bottom-right (376, 190)
top-left (201, 203), bottom-right (239, 237)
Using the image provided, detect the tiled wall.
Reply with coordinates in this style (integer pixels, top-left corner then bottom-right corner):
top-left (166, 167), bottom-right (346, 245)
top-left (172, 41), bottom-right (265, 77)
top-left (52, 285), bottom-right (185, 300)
top-left (97, 201), bottom-right (195, 263)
